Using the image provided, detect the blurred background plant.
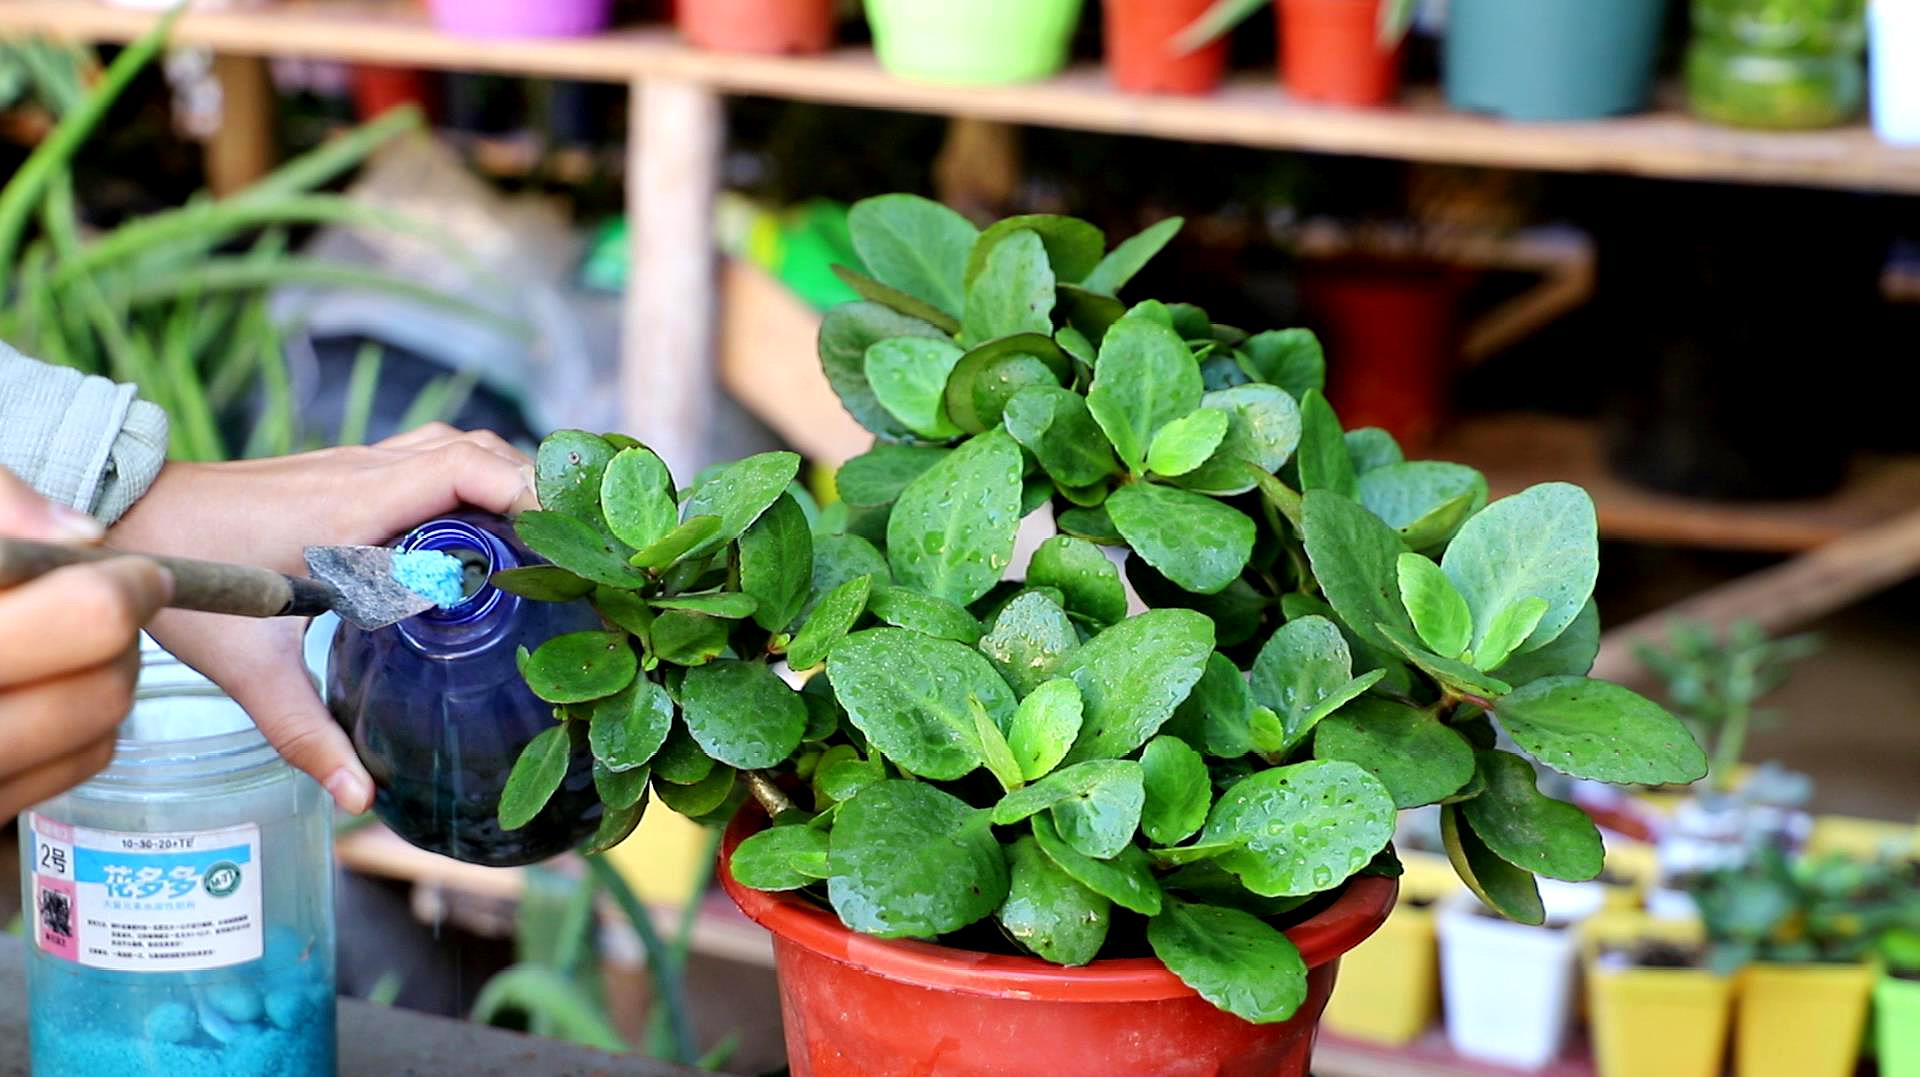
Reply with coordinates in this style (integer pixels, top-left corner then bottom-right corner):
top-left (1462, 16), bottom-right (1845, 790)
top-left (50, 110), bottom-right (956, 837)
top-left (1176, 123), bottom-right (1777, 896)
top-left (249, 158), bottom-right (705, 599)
top-left (1689, 846), bottom-right (1920, 974)
top-left (1637, 619), bottom-right (1821, 795)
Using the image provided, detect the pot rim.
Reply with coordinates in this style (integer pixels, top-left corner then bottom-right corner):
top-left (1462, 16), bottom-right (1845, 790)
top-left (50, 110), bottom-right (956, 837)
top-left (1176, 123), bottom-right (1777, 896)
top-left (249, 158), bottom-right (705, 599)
top-left (719, 799), bottom-right (1398, 1003)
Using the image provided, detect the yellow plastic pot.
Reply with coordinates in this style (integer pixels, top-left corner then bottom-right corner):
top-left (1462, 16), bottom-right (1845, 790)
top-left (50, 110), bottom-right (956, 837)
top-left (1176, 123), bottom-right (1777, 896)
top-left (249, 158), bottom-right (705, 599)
top-left (1600, 838), bottom-right (1657, 911)
top-left (605, 803), bottom-right (718, 906)
top-left (1584, 914), bottom-right (1731, 1077)
top-left (1736, 963), bottom-right (1875, 1077)
top-left (1321, 851), bottom-right (1458, 1046)
top-left (1806, 814), bottom-right (1918, 860)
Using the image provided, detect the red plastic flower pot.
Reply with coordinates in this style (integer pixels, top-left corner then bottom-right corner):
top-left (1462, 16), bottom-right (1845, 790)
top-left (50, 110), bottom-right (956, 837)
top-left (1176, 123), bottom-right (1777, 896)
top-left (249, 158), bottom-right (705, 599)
top-left (676, 0), bottom-right (837, 55)
top-left (1103, 0), bottom-right (1228, 95)
top-left (721, 803), bottom-right (1397, 1077)
top-left (1278, 0), bottom-right (1404, 106)
top-left (1302, 260), bottom-right (1466, 453)
top-left (351, 65), bottom-right (436, 123)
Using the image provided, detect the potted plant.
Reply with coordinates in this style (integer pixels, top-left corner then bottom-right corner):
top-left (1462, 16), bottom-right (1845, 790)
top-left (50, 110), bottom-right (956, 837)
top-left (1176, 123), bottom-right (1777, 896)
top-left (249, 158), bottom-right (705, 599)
top-left (1438, 879), bottom-right (1608, 1068)
top-left (1104, 0), bottom-right (1229, 95)
top-left (1584, 912), bottom-right (1734, 1077)
top-left (1445, 0), bottom-right (1670, 121)
top-left (1691, 849), bottom-right (1887, 1077)
top-left (1320, 850), bottom-right (1458, 1045)
top-left (1688, 0), bottom-right (1868, 129)
top-left (490, 194), bottom-right (1707, 1076)
top-left (1878, 927), bottom-right (1920, 1077)
top-left (865, 0), bottom-right (1087, 85)
top-left (426, 0), bottom-right (615, 39)
top-left (677, 0), bottom-right (838, 55)
top-left (1181, 0), bottom-right (1416, 106)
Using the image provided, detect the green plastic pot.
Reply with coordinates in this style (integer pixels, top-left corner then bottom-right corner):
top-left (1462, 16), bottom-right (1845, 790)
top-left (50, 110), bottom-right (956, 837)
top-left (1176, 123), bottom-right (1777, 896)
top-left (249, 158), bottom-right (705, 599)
top-left (1444, 0), bottom-right (1670, 121)
top-left (864, 0), bottom-right (1086, 84)
top-left (1879, 974), bottom-right (1920, 1077)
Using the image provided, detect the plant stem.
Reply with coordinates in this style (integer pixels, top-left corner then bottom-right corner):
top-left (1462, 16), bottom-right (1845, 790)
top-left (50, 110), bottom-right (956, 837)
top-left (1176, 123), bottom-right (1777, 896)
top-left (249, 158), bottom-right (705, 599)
top-left (583, 855), bottom-right (695, 1066)
top-left (744, 770), bottom-right (794, 816)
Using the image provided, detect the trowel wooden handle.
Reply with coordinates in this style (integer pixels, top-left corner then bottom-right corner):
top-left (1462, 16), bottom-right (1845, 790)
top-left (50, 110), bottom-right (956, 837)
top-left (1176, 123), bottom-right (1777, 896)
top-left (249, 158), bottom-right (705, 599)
top-left (0, 537), bottom-right (337, 620)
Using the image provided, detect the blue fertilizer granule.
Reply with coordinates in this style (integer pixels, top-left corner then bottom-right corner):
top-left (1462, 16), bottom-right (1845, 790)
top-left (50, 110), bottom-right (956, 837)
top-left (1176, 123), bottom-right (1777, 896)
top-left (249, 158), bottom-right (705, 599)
top-left (30, 931), bottom-right (335, 1077)
top-left (391, 548), bottom-right (468, 609)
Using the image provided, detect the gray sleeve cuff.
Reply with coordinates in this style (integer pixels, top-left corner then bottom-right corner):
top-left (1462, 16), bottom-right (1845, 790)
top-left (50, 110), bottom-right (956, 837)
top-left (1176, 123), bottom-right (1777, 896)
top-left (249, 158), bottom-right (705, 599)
top-left (0, 344), bottom-right (173, 524)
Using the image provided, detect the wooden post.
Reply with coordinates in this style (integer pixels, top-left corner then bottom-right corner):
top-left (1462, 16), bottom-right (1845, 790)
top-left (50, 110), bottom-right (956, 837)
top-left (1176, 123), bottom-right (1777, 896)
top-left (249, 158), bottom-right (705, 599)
top-left (624, 77), bottom-right (724, 478)
top-left (205, 55), bottom-right (275, 197)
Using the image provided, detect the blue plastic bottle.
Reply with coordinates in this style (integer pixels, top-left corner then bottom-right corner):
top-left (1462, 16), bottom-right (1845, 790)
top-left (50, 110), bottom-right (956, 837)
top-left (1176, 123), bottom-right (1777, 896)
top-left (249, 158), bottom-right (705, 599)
top-left (325, 512), bottom-right (604, 867)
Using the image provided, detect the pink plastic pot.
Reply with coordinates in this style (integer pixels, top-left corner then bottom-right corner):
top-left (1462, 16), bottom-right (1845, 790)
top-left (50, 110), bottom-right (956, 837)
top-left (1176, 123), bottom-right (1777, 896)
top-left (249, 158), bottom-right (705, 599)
top-left (721, 803), bottom-right (1398, 1077)
top-left (426, 0), bottom-right (614, 38)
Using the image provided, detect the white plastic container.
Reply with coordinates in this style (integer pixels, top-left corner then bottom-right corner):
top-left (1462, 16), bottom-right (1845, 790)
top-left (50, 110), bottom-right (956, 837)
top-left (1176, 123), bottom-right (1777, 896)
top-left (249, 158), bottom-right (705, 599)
top-left (1873, 0), bottom-right (1920, 143)
top-left (1437, 881), bottom-right (1607, 1070)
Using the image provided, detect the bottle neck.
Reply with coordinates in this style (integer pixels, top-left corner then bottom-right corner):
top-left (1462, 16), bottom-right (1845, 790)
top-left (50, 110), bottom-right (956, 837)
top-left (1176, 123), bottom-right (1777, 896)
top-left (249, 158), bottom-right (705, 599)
top-left (395, 516), bottom-right (525, 656)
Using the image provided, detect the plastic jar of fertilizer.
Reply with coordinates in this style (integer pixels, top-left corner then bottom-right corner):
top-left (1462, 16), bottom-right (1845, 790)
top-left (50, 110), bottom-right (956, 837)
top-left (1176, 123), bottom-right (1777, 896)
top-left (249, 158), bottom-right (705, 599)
top-left (19, 637), bottom-right (336, 1077)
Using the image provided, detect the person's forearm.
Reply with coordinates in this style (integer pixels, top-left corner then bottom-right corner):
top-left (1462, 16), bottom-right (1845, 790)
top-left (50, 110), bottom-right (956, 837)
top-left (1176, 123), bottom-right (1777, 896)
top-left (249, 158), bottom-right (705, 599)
top-left (0, 343), bottom-right (170, 523)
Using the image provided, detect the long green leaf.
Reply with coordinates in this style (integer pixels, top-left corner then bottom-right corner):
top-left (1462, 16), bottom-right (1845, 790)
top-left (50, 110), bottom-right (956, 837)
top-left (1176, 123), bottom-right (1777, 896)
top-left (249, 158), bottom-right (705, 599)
top-left (111, 258), bottom-right (528, 338)
top-left (233, 104), bottom-right (423, 203)
top-left (337, 342), bottom-right (384, 447)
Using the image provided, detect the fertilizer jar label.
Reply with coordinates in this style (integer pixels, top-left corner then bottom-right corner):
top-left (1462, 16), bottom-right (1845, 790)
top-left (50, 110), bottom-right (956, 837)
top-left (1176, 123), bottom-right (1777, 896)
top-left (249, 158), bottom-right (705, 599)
top-left (26, 814), bottom-right (264, 973)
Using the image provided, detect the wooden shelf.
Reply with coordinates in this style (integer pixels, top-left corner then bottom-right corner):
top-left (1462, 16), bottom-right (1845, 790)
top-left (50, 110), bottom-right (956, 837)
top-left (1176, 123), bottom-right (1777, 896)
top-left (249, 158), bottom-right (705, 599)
top-left (1439, 415), bottom-right (1920, 554)
top-left (1315, 1031), bottom-right (1596, 1077)
top-left (7, 0), bottom-right (1920, 193)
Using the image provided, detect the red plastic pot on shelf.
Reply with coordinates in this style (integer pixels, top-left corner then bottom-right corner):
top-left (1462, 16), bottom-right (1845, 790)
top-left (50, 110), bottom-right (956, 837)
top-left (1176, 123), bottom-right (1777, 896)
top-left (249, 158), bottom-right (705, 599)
top-left (1279, 0), bottom-right (1403, 106)
top-left (720, 803), bottom-right (1397, 1077)
top-left (1302, 261), bottom-right (1465, 453)
top-left (351, 65), bottom-right (436, 122)
top-left (1103, 0), bottom-right (1228, 95)
top-left (676, 0), bottom-right (837, 55)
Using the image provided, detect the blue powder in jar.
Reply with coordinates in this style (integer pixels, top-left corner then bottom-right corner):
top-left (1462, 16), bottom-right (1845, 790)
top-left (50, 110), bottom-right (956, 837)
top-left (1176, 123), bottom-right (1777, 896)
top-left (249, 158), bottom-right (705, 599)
top-left (390, 549), bottom-right (468, 609)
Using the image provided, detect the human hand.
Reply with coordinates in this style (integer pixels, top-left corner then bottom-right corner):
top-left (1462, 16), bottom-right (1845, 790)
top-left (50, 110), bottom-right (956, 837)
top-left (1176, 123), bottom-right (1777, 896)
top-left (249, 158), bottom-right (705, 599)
top-left (0, 469), bottom-right (173, 819)
top-left (108, 424), bottom-right (537, 813)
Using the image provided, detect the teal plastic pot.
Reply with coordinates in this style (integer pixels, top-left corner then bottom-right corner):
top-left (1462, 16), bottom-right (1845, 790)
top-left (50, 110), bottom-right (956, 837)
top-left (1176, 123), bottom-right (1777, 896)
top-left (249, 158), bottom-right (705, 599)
top-left (864, 0), bottom-right (1086, 84)
top-left (1445, 0), bottom-right (1670, 121)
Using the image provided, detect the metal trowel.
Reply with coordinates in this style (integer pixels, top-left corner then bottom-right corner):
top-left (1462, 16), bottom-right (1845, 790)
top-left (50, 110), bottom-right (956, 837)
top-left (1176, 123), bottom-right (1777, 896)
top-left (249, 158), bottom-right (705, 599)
top-left (0, 537), bottom-right (438, 630)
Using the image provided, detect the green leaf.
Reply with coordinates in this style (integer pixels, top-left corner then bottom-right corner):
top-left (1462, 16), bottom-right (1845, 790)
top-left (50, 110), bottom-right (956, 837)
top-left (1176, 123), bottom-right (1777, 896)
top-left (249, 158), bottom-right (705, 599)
top-left (826, 628), bottom-right (1015, 780)
top-left (1300, 490), bottom-right (1416, 653)
top-left (649, 610), bottom-right (730, 666)
top-left (1028, 536), bottom-right (1128, 627)
top-left (730, 823), bottom-right (832, 892)
top-left (628, 516), bottom-right (723, 572)
top-left (647, 592), bottom-right (758, 618)
top-left (1086, 315), bottom-right (1203, 474)
top-left (535, 430), bottom-right (618, 524)
top-left (1492, 599), bottom-right (1599, 685)
top-left (1148, 841), bottom-right (1247, 867)
top-left (1441, 803), bottom-right (1544, 925)
top-left (887, 428), bottom-right (1023, 607)
top-left (1463, 750), bottom-right (1604, 882)
top-left (848, 193), bottom-right (977, 320)
top-left (1148, 901), bottom-right (1309, 1024)
top-left (588, 679), bottom-right (673, 772)
top-left (1106, 483), bottom-right (1255, 596)
top-left (652, 723), bottom-right (716, 784)
top-left (1167, 652), bottom-right (1254, 758)
top-left (653, 766), bottom-right (736, 817)
top-left (993, 760), bottom-right (1143, 849)
top-left (1493, 676), bottom-right (1708, 785)
top-left (1007, 677), bottom-right (1084, 781)
top-left (1442, 482), bottom-right (1597, 658)
top-left (594, 760), bottom-right (650, 810)
top-left (499, 725), bottom-right (573, 830)
top-left (809, 533), bottom-right (889, 607)
top-left (1004, 385), bottom-right (1123, 488)
top-left (865, 586), bottom-right (983, 643)
top-left (1239, 329), bottom-right (1323, 401)
top-left (593, 586), bottom-right (654, 639)
top-left (1081, 217), bottom-right (1183, 296)
top-left (1251, 616), bottom-right (1358, 742)
top-left (1057, 324), bottom-right (1096, 367)
top-left (786, 574), bottom-right (873, 671)
top-left (1056, 505), bottom-right (1123, 546)
top-left (830, 263), bottom-right (963, 334)
top-left (967, 214), bottom-right (1105, 289)
top-left (1312, 698), bottom-right (1475, 808)
top-left (978, 591), bottom-right (1080, 698)
top-left (943, 333), bottom-right (1075, 434)
top-left (1061, 609), bottom-right (1215, 764)
top-left (819, 301), bottom-right (949, 439)
top-left (680, 452), bottom-right (803, 556)
top-left (1203, 761), bottom-right (1396, 897)
top-left (1357, 461), bottom-right (1487, 547)
top-left (1174, 385), bottom-right (1304, 496)
top-left (1147, 409), bottom-right (1230, 478)
top-left (1475, 596), bottom-right (1549, 673)
top-left (998, 836), bottom-right (1111, 965)
top-left (813, 744), bottom-right (882, 806)
top-left (1030, 813), bottom-right (1163, 915)
top-left (737, 492), bottom-right (813, 633)
top-left (864, 336), bottom-right (967, 439)
top-left (1345, 428), bottom-right (1403, 475)
top-left (580, 792), bottom-right (648, 855)
top-left (1295, 389), bottom-right (1355, 496)
top-left (680, 660), bottom-right (807, 770)
top-left (491, 566), bottom-right (594, 602)
top-left (1396, 552), bottom-right (1472, 658)
top-left (962, 229), bottom-right (1056, 345)
top-left (829, 781), bottom-right (1009, 938)
top-left (1376, 623), bottom-right (1513, 700)
top-left (836, 445), bottom-right (950, 508)
top-left (523, 632), bottom-right (637, 704)
top-left (1140, 735), bottom-right (1210, 846)
top-left (600, 446), bottom-right (677, 551)
top-left (1058, 283), bottom-right (1128, 343)
top-left (515, 511), bottom-right (649, 588)
top-left (972, 698), bottom-right (1026, 792)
